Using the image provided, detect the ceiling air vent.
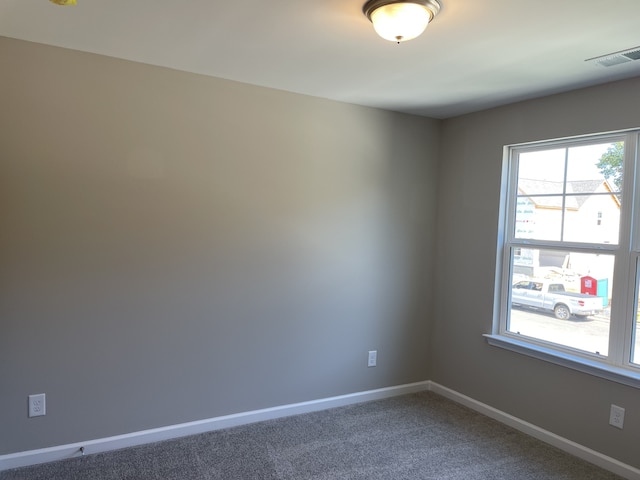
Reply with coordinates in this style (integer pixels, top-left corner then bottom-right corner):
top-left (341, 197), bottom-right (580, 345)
top-left (586, 46), bottom-right (640, 67)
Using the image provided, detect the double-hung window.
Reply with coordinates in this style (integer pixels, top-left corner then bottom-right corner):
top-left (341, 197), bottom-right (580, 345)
top-left (489, 130), bottom-right (640, 385)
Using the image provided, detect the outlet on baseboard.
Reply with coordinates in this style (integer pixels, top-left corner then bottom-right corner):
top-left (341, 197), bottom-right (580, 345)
top-left (28, 394), bottom-right (46, 418)
top-left (368, 350), bottom-right (377, 367)
top-left (609, 404), bottom-right (624, 429)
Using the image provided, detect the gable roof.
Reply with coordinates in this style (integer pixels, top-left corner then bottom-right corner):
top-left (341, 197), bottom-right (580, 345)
top-left (517, 178), bottom-right (619, 209)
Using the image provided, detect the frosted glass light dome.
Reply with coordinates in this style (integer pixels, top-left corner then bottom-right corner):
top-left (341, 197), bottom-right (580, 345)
top-left (363, 0), bottom-right (441, 43)
top-left (371, 3), bottom-right (430, 42)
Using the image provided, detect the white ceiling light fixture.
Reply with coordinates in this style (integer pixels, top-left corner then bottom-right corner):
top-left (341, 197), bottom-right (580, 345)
top-left (363, 0), bottom-right (441, 43)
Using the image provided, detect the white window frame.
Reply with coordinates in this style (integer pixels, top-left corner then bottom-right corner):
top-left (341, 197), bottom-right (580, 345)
top-left (486, 129), bottom-right (640, 388)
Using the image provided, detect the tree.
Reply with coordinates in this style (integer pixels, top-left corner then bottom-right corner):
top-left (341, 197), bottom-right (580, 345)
top-left (596, 141), bottom-right (624, 190)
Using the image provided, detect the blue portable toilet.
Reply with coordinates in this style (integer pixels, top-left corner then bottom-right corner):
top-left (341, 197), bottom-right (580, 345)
top-left (597, 278), bottom-right (609, 307)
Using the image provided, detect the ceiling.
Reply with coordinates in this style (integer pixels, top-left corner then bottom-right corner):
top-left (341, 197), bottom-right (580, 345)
top-left (2, 0), bottom-right (640, 118)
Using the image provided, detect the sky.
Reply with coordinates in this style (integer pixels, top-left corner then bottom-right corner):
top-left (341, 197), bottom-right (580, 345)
top-left (518, 142), bottom-right (616, 184)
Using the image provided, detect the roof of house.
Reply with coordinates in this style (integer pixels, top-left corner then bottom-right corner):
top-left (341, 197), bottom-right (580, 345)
top-left (517, 179), bottom-right (619, 209)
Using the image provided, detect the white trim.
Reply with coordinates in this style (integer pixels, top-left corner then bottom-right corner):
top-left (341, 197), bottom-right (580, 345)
top-left (484, 334), bottom-right (640, 388)
top-left (497, 131), bottom-right (639, 377)
top-left (0, 381), bottom-right (430, 472)
top-left (3, 380), bottom-right (639, 479)
top-left (429, 382), bottom-right (640, 480)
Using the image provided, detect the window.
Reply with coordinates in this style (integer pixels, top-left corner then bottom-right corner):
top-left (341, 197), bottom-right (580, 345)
top-left (489, 131), bottom-right (640, 386)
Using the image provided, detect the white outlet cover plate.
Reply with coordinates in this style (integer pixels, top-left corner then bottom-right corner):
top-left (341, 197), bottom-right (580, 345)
top-left (609, 404), bottom-right (625, 429)
top-left (368, 350), bottom-right (377, 367)
top-left (29, 393), bottom-right (46, 417)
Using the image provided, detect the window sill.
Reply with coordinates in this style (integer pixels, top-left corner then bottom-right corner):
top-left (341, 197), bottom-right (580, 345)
top-left (484, 334), bottom-right (640, 389)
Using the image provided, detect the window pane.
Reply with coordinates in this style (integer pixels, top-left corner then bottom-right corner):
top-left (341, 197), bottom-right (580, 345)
top-left (515, 195), bottom-right (561, 241)
top-left (516, 149), bottom-right (566, 241)
top-left (567, 143), bottom-right (623, 195)
top-left (518, 149), bottom-right (566, 189)
top-left (633, 304), bottom-right (640, 366)
top-left (515, 141), bottom-right (623, 245)
top-left (508, 248), bottom-right (613, 355)
top-left (633, 261), bottom-right (640, 366)
top-left (563, 194), bottom-right (620, 244)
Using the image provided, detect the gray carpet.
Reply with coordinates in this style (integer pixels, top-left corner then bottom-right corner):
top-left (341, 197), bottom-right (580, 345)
top-left (0, 392), bottom-right (623, 479)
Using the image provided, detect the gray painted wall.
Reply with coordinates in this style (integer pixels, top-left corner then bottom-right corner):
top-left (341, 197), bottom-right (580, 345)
top-left (3, 33), bottom-right (640, 470)
top-left (0, 37), bottom-right (439, 454)
top-left (433, 76), bottom-right (640, 468)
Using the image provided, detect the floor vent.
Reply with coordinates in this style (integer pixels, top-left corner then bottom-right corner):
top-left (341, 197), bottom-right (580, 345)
top-left (586, 46), bottom-right (640, 67)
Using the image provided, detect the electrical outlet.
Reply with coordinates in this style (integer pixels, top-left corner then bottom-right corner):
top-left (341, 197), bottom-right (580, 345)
top-left (609, 404), bottom-right (625, 429)
top-left (28, 393), bottom-right (46, 418)
top-left (368, 350), bottom-right (377, 367)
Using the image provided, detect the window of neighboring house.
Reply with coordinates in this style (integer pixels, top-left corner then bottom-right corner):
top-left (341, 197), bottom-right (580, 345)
top-left (489, 131), bottom-right (640, 386)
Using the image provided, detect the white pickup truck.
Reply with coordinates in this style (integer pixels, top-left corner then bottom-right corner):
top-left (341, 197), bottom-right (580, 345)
top-left (511, 280), bottom-right (604, 319)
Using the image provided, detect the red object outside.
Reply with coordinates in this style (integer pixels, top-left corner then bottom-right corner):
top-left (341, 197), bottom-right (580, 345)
top-left (580, 276), bottom-right (597, 296)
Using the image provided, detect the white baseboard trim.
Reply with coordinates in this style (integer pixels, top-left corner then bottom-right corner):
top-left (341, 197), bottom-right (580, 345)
top-left (428, 382), bottom-right (640, 480)
top-left (0, 380), bottom-right (430, 472)
top-left (4, 380), bottom-right (638, 479)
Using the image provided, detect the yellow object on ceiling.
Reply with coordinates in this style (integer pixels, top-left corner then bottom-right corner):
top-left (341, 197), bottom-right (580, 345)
top-left (49, 0), bottom-right (77, 5)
